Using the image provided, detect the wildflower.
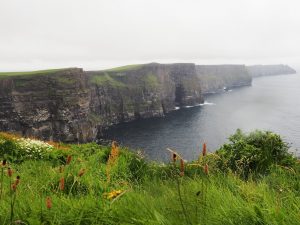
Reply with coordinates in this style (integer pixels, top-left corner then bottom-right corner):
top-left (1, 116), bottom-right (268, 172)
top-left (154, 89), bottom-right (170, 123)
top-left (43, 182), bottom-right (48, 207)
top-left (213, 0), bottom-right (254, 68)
top-left (106, 190), bottom-right (122, 200)
top-left (172, 153), bottom-right (177, 163)
top-left (59, 177), bottom-right (65, 191)
top-left (15, 176), bottom-right (20, 185)
top-left (166, 148), bottom-right (182, 161)
top-left (11, 176), bottom-right (20, 191)
top-left (7, 167), bottom-right (13, 177)
top-left (12, 183), bottom-right (17, 191)
top-left (180, 159), bottom-right (184, 177)
top-left (46, 197), bottom-right (52, 209)
top-left (109, 141), bottom-right (119, 162)
top-left (66, 155), bottom-right (72, 165)
top-left (204, 164), bottom-right (209, 175)
top-left (106, 141), bottom-right (120, 183)
top-left (202, 143), bottom-right (207, 156)
top-left (78, 168), bottom-right (85, 177)
top-left (1, 159), bottom-right (6, 166)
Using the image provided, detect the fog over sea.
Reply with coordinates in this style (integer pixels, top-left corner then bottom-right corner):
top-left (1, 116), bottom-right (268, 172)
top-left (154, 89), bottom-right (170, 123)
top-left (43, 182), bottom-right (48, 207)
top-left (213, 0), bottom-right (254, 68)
top-left (106, 73), bottom-right (300, 161)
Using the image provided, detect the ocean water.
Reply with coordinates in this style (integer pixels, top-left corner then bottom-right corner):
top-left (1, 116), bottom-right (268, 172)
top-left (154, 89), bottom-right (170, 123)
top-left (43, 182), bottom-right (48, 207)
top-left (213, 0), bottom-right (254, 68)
top-left (105, 74), bottom-right (300, 161)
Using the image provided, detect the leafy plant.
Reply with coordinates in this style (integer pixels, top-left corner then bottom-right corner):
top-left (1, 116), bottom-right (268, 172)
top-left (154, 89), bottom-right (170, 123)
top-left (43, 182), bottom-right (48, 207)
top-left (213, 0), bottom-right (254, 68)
top-left (216, 129), bottom-right (296, 178)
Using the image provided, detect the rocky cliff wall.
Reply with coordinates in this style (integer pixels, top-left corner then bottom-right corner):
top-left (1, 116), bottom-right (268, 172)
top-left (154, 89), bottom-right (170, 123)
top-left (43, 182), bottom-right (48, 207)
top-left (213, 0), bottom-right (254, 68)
top-left (247, 64), bottom-right (296, 77)
top-left (0, 63), bottom-right (203, 142)
top-left (0, 68), bottom-right (94, 142)
top-left (196, 65), bottom-right (252, 94)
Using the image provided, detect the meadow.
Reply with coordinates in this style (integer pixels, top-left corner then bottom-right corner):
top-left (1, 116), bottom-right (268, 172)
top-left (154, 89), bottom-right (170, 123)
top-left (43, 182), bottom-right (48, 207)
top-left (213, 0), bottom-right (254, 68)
top-left (0, 130), bottom-right (299, 225)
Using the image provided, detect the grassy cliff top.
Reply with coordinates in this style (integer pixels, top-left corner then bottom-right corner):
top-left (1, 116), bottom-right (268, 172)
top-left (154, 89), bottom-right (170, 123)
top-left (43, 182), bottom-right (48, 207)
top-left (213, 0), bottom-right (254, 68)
top-left (104, 64), bottom-right (144, 72)
top-left (0, 68), bottom-right (77, 78)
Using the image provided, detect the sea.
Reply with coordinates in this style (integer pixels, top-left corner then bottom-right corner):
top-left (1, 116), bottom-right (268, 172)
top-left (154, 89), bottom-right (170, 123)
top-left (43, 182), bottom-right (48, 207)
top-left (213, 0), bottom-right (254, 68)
top-left (105, 73), bottom-right (300, 161)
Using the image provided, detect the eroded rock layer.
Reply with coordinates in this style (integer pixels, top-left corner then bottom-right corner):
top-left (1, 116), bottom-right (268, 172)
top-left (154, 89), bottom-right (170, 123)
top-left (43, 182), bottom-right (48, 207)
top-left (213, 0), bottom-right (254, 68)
top-left (196, 65), bottom-right (252, 94)
top-left (0, 64), bottom-right (203, 142)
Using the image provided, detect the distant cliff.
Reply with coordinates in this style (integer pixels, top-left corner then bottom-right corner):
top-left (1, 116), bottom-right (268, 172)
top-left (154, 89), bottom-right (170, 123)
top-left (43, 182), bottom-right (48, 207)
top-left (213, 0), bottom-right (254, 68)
top-left (196, 65), bottom-right (252, 94)
top-left (247, 64), bottom-right (296, 77)
top-left (0, 63), bottom-right (203, 142)
top-left (2, 63), bottom-right (293, 143)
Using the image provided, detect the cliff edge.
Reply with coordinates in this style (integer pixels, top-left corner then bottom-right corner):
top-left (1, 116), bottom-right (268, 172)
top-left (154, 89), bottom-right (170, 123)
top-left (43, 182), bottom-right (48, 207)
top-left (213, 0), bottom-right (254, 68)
top-left (247, 64), bottom-right (296, 77)
top-left (0, 64), bottom-right (203, 142)
top-left (196, 65), bottom-right (252, 94)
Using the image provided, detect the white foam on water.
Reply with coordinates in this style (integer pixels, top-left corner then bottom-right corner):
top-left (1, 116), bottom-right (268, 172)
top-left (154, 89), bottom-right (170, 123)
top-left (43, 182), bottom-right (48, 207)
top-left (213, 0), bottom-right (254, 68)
top-left (200, 101), bottom-right (216, 106)
top-left (183, 101), bottom-right (216, 108)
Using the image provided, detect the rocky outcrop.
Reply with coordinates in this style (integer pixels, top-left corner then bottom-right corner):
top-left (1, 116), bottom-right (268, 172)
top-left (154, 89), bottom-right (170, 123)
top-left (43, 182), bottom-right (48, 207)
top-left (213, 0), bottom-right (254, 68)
top-left (196, 65), bottom-right (252, 94)
top-left (0, 68), bottom-right (94, 142)
top-left (247, 64), bottom-right (296, 77)
top-left (0, 63), bottom-right (203, 142)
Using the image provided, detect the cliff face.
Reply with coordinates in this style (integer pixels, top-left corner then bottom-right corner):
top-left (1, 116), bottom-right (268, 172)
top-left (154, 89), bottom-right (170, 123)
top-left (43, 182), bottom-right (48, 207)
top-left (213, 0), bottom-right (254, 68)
top-left (0, 68), bottom-right (94, 142)
top-left (196, 65), bottom-right (252, 94)
top-left (87, 63), bottom-right (203, 126)
top-left (247, 64), bottom-right (296, 77)
top-left (0, 63), bottom-right (203, 142)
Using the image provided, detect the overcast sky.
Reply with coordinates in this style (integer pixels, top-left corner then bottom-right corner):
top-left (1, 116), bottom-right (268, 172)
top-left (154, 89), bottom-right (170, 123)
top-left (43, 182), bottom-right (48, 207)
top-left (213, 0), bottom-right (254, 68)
top-left (0, 0), bottom-right (300, 71)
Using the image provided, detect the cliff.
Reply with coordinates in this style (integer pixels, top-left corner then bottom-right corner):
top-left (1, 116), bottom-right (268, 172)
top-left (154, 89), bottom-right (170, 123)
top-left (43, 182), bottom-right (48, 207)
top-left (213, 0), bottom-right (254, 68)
top-left (196, 65), bottom-right (252, 94)
top-left (0, 68), bottom-right (93, 142)
top-left (247, 64), bottom-right (296, 77)
top-left (0, 63), bottom-right (203, 142)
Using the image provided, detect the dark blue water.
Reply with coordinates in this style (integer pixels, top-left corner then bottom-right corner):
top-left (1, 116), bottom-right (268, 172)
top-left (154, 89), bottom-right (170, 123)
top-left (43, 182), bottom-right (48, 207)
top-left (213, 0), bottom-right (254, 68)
top-left (106, 74), bottom-right (300, 161)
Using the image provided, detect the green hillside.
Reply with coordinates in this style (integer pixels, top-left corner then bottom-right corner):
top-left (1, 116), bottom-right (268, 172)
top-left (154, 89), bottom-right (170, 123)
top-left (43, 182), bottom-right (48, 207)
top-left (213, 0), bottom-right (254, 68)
top-left (0, 130), bottom-right (299, 225)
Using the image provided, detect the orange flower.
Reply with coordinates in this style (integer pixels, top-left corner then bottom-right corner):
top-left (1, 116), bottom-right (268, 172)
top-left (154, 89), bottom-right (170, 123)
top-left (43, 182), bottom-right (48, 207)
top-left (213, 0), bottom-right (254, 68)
top-left (78, 168), bottom-right (85, 177)
top-left (12, 183), bottom-right (17, 191)
top-left (66, 155), bottom-right (72, 165)
top-left (204, 164), bottom-right (209, 175)
top-left (7, 167), bottom-right (13, 177)
top-left (59, 177), bottom-right (65, 191)
top-left (11, 176), bottom-right (20, 191)
top-left (180, 159), bottom-right (184, 177)
top-left (202, 143), bottom-right (207, 156)
top-left (172, 153), bottom-right (177, 163)
top-left (46, 197), bottom-right (52, 209)
top-left (106, 141), bottom-right (120, 183)
top-left (15, 175), bottom-right (20, 185)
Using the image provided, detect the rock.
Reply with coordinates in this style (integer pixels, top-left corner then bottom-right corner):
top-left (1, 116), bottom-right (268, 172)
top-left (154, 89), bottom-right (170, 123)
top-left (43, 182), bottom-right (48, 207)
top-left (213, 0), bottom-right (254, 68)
top-left (0, 64), bottom-right (203, 142)
top-left (196, 65), bottom-right (252, 94)
top-left (247, 64), bottom-right (296, 77)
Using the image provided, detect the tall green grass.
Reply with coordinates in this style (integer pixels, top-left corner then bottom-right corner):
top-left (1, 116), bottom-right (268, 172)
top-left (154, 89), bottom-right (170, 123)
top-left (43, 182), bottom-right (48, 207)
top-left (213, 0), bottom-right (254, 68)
top-left (0, 130), bottom-right (299, 224)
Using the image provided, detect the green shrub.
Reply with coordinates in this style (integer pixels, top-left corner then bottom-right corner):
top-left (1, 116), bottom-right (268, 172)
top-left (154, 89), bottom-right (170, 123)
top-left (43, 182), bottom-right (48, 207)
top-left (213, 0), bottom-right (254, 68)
top-left (216, 129), bottom-right (296, 178)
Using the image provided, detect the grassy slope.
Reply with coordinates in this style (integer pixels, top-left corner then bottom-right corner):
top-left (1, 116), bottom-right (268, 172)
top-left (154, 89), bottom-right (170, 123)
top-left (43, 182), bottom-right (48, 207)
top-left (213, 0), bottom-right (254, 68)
top-left (0, 133), bottom-right (299, 225)
top-left (104, 64), bottom-right (143, 72)
top-left (90, 73), bottom-right (126, 87)
top-left (0, 68), bottom-right (75, 78)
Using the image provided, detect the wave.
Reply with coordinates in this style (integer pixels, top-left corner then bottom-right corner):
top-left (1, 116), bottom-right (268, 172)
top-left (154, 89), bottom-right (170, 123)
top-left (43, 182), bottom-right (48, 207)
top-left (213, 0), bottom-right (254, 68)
top-left (200, 101), bottom-right (216, 106)
top-left (182, 101), bottom-right (216, 108)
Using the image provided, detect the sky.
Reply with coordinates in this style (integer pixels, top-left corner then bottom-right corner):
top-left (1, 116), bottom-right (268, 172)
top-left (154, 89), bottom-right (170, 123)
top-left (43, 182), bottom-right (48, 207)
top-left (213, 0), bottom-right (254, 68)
top-left (0, 0), bottom-right (300, 71)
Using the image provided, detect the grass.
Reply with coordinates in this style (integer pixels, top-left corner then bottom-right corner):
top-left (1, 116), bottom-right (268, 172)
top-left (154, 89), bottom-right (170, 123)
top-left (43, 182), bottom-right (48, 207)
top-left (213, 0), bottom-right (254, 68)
top-left (90, 73), bottom-right (125, 87)
top-left (0, 131), bottom-right (299, 224)
top-left (143, 73), bottom-right (159, 89)
top-left (0, 68), bottom-right (75, 78)
top-left (105, 64), bottom-right (143, 72)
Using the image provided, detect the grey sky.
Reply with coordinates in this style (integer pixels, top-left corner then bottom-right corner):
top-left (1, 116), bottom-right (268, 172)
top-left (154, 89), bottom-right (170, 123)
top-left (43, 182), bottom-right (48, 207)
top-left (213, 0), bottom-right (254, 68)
top-left (0, 0), bottom-right (299, 71)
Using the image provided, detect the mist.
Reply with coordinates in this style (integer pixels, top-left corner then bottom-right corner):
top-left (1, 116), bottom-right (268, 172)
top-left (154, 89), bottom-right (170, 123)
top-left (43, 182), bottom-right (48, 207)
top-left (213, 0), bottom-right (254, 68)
top-left (1, 0), bottom-right (300, 71)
